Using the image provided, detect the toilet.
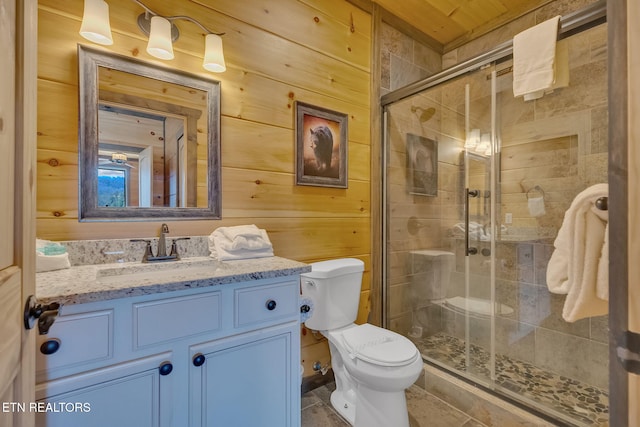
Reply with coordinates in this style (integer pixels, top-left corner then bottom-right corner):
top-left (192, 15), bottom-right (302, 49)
top-left (301, 258), bottom-right (423, 427)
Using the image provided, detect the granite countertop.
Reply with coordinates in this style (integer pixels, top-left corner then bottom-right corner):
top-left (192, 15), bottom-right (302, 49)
top-left (36, 256), bottom-right (310, 307)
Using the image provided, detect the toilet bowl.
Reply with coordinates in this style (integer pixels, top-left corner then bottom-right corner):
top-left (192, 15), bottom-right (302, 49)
top-left (301, 258), bottom-right (423, 427)
top-left (324, 324), bottom-right (423, 426)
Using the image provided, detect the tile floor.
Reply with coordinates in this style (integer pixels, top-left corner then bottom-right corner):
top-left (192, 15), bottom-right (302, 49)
top-left (301, 382), bottom-right (524, 427)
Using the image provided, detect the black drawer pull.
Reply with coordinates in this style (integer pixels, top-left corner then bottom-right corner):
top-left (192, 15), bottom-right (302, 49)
top-left (265, 299), bottom-right (277, 311)
top-left (40, 339), bottom-right (61, 355)
top-left (159, 362), bottom-right (173, 376)
top-left (193, 353), bottom-right (206, 367)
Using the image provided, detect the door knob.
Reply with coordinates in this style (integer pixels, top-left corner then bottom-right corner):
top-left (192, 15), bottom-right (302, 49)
top-left (24, 295), bottom-right (60, 335)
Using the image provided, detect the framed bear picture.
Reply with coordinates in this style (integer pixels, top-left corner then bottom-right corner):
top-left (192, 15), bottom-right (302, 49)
top-left (295, 101), bottom-right (348, 188)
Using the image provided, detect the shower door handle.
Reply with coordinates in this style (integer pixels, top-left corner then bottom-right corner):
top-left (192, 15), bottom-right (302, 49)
top-left (465, 188), bottom-right (480, 256)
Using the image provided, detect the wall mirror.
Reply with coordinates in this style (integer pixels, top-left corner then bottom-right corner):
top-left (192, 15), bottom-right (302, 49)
top-left (78, 45), bottom-right (221, 221)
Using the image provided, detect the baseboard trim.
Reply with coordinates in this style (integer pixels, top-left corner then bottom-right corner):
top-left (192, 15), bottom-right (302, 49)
top-left (301, 368), bottom-right (335, 395)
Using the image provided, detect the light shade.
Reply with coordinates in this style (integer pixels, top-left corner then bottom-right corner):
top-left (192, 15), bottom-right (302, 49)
top-left (464, 128), bottom-right (480, 149)
top-left (203, 34), bottom-right (226, 72)
top-left (79, 0), bottom-right (113, 45)
top-left (146, 16), bottom-right (174, 60)
top-left (476, 133), bottom-right (491, 155)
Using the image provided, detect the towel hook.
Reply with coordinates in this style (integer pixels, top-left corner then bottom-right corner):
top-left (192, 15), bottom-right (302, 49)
top-left (595, 196), bottom-right (608, 211)
top-left (526, 185), bottom-right (545, 199)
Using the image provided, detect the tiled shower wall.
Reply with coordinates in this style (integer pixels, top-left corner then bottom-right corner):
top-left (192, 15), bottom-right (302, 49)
top-left (384, 1), bottom-right (608, 390)
top-left (380, 23), bottom-right (442, 96)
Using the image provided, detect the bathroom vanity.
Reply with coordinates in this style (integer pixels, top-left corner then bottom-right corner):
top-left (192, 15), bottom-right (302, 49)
top-left (34, 254), bottom-right (309, 427)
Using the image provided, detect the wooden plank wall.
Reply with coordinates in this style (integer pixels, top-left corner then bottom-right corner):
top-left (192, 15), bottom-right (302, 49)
top-left (36, 0), bottom-right (372, 379)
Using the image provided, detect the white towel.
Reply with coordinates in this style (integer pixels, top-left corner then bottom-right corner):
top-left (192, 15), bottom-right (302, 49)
top-left (36, 252), bottom-right (71, 273)
top-left (528, 196), bottom-right (546, 217)
top-left (220, 224), bottom-right (264, 241)
top-left (513, 16), bottom-right (568, 101)
top-left (546, 184), bottom-right (608, 322)
top-left (208, 225), bottom-right (274, 261)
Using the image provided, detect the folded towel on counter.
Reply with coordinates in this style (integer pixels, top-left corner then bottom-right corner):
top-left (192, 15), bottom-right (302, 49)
top-left (208, 225), bottom-right (274, 261)
top-left (513, 16), bottom-right (568, 101)
top-left (220, 224), bottom-right (265, 241)
top-left (546, 184), bottom-right (608, 322)
top-left (36, 239), bottom-right (71, 272)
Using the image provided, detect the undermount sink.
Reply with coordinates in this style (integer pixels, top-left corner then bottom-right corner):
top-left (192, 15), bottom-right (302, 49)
top-left (96, 257), bottom-right (222, 283)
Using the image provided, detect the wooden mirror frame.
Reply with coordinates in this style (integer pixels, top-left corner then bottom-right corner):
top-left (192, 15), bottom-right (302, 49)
top-left (78, 45), bottom-right (221, 221)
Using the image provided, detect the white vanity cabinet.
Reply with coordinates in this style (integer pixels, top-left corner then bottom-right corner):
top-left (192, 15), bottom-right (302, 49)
top-left (35, 276), bottom-right (301, 427)
top-left (35, 352), bottom-right (172, 427)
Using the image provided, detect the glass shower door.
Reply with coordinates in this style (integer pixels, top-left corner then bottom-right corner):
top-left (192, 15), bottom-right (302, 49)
top-left (384, 16), bottom-right (610, 425)
top-left (383, 64), bottom-right (498, 386)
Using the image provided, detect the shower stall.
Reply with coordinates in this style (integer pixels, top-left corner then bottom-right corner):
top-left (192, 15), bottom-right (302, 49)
top-left (382, 3), bottom-right (609, 426)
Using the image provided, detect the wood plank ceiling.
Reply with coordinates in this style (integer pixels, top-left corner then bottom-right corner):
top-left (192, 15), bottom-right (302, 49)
top-left (372, 0), bottom-right (554, 48)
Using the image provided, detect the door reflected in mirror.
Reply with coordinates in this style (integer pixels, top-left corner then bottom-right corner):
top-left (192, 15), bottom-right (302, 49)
top-left (78, 45), bottom-right (221, 220)
top-left (97, 66), bottom-right (207, 208)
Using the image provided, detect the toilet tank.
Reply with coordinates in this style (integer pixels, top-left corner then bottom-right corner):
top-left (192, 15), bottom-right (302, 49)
top-left (300, 258), bottom-right (364, 331)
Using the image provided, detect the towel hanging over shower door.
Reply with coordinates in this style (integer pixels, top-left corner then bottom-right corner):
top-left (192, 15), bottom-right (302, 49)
top-left (546, 184), bottom-right (609, 322)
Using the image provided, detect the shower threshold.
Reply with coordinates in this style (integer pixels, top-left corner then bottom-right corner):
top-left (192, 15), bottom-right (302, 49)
top-left (415, 332), bottom-right (609, 426)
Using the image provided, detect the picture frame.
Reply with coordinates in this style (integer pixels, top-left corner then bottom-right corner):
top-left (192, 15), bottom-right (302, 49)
top-left (406, 133), bottom-right (437, 196)
top-left (295, 101), bottom-right (348, 188)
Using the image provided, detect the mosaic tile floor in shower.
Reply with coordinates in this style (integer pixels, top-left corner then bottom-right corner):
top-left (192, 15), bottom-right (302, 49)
top-left (416, 333), bottom-right (609, 426)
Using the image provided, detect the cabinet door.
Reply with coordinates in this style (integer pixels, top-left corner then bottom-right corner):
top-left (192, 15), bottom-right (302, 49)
top-left (190, 322), bottom-right (298, 427)
top-left (36, 353), bottom-right (172, 427)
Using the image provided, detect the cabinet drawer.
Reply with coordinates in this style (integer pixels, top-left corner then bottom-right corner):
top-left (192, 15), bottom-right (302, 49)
top-left (36, 310), bottom-right (113, 374)
top-left (133, 291), bottom-right (221, 348)
top-left (235, 281), bottom-right (298, 328)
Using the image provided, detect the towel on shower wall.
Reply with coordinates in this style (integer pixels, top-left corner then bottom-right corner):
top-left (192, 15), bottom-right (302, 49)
top-left (513, 16), bottom-right (567, 101)
top-left (546, 184), bottom-right (608, 322)
top-left (208, 225), bottom-right (274, 260)
top-left (528, 196), bottom-right (546, 217)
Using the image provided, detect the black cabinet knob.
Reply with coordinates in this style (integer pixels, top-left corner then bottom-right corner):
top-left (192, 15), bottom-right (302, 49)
top-left (265, 299), bottom-right (277, 311)
top-left (159, 362), bottom-right (173, 376)
top-left (193, 353), bottom-right (206, 367)
top-left (300, 304), bottom-right (311, 313)
top-left (40, 339), bottom-right (61, 355)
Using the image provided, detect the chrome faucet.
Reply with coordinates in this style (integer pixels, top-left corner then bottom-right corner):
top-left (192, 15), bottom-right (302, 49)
top-left (157, 223), bottom-right (170, 257)
top-left (130, 225), bottom-right (190, 262)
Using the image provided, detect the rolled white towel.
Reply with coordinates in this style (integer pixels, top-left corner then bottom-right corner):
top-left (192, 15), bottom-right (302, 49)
top-left (36, 252), bottom-right (71, 273)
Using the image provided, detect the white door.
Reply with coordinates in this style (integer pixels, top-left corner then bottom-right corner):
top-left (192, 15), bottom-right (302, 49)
top-left (0, 1), bottom-right (37, 426)
top-left (139, 146), bottom-right (154, 207)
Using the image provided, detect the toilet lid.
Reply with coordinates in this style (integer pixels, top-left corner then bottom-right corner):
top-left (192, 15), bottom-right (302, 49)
top-left (341, 324), bottom-right (418, 367)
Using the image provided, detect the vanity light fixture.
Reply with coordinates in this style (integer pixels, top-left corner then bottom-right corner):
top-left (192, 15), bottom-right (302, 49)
top-left (79, 0), bottom-right (226, 72)
top-left (79, 0), bottom-right (114, 45)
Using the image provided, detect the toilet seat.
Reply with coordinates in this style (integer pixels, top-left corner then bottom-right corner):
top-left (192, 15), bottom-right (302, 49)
top-left (340, 324), bottom-right (418, 367)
